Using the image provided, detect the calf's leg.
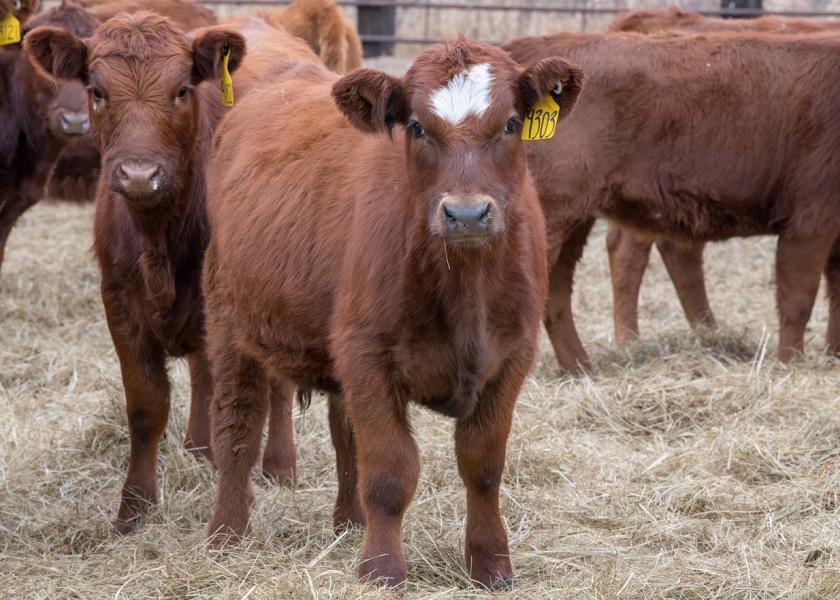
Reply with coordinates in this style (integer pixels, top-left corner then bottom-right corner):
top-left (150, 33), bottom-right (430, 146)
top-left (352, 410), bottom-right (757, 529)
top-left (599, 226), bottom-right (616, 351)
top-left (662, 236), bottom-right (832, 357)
top-left (455, 365), bottom-right (523, 590)
top-left (345, 384), bottom-right (419, 587)
top-left (328, 393), bottom-right (364, 530)
top-left (207, 348), bottom-right (269, 542)
top-left (606, 224), bottom-right (652, 344)
top-left (823, 236), bottom-right (840, 354)
top-left (103, 306), bottom-right (170, 534)
top-left (545, 218), bottom-right (594, 373)
top-left (185, 352), bottom-right (213, 461)
top-left (776, 235), bottom-right (834, 362)
top-left (657, 239), bottom-right (717, 330)
top-left (261, 378), bottom-right (297, 485)
top-left (0, 193), bottom-right (39, 276)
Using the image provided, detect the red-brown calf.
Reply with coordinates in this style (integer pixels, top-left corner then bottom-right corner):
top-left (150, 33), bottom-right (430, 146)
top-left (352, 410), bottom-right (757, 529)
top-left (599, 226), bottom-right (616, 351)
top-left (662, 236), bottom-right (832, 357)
top-left (605, 9), bottom-right (840, 346)
top-left (26, 12), bottom-right (317, 533)
top-left (503, 31), bottom-right (840, 370)
top-left (202, 38), bottom-right (582, 588)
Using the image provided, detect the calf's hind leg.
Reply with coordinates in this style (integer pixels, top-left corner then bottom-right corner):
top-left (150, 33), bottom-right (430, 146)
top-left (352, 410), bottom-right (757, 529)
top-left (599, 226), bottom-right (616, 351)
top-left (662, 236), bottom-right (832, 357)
top-left (207, 348), bottom-right (270, 542)
top-left (185, 352), bottom-right (213, 461)
top-left (104, 307), bottom-right (170, 535)
top-left (657, 239), bottom-right (716, 331)
top-left (776, 234), bottom-right (834, 362)
top-left (328, 393), bottom-right (364, 530)
top-left (261, 378), bottom-right (297, 485)
top-left (823, 236), bottom-right (840, 354)
top-left (606, 224), bottom-right (653, 345)
top-left (545, 218), bottom-right (594, 373)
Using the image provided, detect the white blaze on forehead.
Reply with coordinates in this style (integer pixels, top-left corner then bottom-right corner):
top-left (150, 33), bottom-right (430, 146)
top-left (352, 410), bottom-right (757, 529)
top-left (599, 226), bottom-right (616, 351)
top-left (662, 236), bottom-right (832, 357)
top-left (428, 63), bottom-right (494, 126)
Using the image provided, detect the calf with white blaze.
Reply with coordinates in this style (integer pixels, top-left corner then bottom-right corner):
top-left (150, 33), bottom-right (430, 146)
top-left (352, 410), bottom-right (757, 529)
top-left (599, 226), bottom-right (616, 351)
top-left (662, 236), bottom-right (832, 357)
top-left (202, 39), bottom-right (582, 587)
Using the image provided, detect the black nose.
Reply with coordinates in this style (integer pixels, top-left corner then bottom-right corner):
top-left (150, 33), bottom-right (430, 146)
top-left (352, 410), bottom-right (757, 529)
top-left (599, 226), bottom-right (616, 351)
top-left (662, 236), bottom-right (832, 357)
top-left (59, 111), bottom-right (90, 135)
top-left (442, 201), bottom-right (492, 238)
top-left (114, 161), bottom-right (162, 197)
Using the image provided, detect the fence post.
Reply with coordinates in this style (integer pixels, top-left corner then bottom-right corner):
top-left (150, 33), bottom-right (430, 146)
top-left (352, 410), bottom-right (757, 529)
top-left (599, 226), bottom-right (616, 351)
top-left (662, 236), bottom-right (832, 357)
top-left (358, 2), bottom-right (396, 57)
top-left (720, 0), bottom-right (762, 18)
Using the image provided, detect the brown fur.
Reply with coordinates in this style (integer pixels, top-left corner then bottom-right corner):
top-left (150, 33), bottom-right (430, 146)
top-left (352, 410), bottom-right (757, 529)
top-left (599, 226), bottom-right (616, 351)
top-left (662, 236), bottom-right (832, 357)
top-left (88, 0), bottom-right (216, 30)
top-left (202, 38), bottom-right (581, 588)
top-left (606, 9), bottom-right (840, 346)
top-left (25, 12), bottom-right (318, 533)
top-left (503, 30), bottom-right (840, 370)
top-left (0, 1), bottom-right (98, 274)
top-left (610, 7), bottom-right (840, 35)
top-left (260, 0), bottom-right (361, 73)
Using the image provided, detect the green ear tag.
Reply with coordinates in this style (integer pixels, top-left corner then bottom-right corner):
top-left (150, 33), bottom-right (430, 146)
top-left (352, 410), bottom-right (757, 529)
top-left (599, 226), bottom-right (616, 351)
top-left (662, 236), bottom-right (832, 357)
top-left (521, 95), bottom-right (560, 141)
top-left (220, 46), bottom-right (234, 107)
top-left (0, 13), bottom-right (21, 46)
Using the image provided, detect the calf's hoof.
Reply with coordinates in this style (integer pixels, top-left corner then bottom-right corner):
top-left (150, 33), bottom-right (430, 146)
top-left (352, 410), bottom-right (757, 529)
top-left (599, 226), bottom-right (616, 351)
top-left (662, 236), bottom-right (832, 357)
top-left (114, 487), bottom-right (156, 535)
top-left (466, 545), bottom-right (514, 590)
top-left (357, 552), bottom-right (407, 588)
top-left (261, 456), bottom-right (296, 486)
top-left (333, 499), bottom-right (366, 532)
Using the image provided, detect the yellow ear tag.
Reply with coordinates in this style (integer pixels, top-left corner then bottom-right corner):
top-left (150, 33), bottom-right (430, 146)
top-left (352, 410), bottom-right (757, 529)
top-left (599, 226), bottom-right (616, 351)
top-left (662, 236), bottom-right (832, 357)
top-left (0, 13), bottom-right (21, 46)
top-left (521, 95), bottom-right (560, 141)
top-left (220, 47), bottom-right (234, 107)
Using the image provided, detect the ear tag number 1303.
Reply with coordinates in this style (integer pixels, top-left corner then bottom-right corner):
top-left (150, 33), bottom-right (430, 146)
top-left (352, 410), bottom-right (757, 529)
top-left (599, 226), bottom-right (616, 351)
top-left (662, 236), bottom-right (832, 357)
top-left (220, 46), bottom-right (234, 107)
top-left (522, 95), bottom-right (560, 141)
top-left (0, 13), bottom-right (21, 45)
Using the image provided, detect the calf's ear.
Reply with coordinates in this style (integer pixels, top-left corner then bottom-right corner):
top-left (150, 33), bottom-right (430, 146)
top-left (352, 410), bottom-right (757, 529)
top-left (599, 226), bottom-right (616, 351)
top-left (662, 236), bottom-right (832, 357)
top-left (192, 28), bottom-right (246, 84)
top-left (24, 26), bottom-right (88, 83)
top-left (517, 57), bottom-right (583, 121)
top-left (332, 69), bottom-right (409, 134)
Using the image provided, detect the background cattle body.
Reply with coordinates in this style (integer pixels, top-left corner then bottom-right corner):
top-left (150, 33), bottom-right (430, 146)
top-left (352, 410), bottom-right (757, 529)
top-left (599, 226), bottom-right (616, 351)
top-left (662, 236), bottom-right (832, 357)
top-left (503, 31), bottom-right (840, 372)
top-left (265, 0), bottom-right (362, 73)
top-left (0, 1), bottom-right (97, 275)
top-left (604, 8), bottom-right (840, 346)
top-left (26, 12), bottom-right (318, 533)
top-left (202, 38), bottom-right (580, 587)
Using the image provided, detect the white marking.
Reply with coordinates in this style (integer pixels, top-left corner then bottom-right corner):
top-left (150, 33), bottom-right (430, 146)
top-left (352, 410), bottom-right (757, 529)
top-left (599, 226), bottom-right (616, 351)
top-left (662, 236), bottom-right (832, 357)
top-left (553, 81), bottom-right (563, 95)
top-left (429, 63), bottom-right (493, 125)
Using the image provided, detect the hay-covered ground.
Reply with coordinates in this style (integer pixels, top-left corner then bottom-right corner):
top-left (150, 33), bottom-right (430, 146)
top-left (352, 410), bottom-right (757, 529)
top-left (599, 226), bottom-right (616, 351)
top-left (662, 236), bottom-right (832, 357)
top-left (3, 194), bottom-right (840, 599)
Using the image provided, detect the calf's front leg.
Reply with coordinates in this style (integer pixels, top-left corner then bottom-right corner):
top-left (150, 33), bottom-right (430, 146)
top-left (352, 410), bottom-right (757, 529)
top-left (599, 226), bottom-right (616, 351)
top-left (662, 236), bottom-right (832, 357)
top-left (261, 377), bottom-right (297, 485)
top-left (344, 381), bottom-right (419, 587)
top-left (455, 363), bottom-right (524, 590)
top-left (606, 224), bottom-right (652, 345)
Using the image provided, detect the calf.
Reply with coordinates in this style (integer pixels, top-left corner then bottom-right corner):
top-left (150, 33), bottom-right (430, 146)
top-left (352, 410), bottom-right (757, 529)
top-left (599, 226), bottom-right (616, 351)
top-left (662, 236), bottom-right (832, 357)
top-left (267, 0), bottom-right (361, 73)
top-left (202, 38), bottom-right (581, 587)
top-left (503, 31), bottom-right (840, 370)
top-left (610, 7), bottom-right (840, 35)
top-left (88, 0), bottom-right (216, 29)
top-left (606, 10), bottom-right (840, 345)
top-left (26, 12), bottom-right (317, 533)
top-left (0, 1), bottom-right (97, 273)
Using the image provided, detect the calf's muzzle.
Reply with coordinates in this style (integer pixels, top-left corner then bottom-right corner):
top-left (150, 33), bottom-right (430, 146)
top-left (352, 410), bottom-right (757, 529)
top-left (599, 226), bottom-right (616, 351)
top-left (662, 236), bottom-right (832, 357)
top-left (58, 110), bottom-right (90, 135)
top-left (112, 161), bottom-right (163, 200)
top-left (440, 194), bottom-right (496, 241)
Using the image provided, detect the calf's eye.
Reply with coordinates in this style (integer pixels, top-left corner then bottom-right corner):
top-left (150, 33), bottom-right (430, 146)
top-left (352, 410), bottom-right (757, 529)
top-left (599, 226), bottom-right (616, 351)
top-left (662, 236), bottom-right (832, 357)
top-left (409, 121), bottom-right (426, 139)
top-left (177, 86), bottom-right (188, 99)
top-left (92, 87), bottom-right (104, 101)
top-left (503, 117), bottom-right (519, 135)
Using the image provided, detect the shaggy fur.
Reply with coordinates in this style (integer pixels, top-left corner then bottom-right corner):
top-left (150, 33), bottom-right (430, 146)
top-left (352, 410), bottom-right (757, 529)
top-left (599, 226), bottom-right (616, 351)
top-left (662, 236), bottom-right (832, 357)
top-left (201, 38), bottom-right (581, 589)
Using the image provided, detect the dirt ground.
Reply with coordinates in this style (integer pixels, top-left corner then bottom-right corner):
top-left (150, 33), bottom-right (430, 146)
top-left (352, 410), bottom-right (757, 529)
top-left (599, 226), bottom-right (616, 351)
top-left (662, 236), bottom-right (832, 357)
top-left (2, 195), bottom-right (840, 599)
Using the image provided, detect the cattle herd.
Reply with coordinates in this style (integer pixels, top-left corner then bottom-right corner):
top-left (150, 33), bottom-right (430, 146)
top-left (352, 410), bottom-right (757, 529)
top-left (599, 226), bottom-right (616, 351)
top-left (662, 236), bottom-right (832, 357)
top-left (3, 0), bottom-right (840, 590)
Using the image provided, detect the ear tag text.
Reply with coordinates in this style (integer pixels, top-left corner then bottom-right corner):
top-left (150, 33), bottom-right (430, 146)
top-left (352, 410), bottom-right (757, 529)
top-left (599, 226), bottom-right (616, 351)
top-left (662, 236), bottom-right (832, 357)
top-left (0, 13), bottom-right (21, 46)
top-left (220, 46), bottom-right (234, 107)
top-left (522, 95), bottom-right (560, 141)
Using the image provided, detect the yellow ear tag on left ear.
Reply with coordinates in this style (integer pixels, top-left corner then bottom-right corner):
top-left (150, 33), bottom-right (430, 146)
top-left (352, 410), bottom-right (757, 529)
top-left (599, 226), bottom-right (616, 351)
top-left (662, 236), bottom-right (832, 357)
top-left (522, 95), bottom-right (560, 141)
top-left (0, 13), bottom-right (21, 46)
top-left (220, 46), bottom-right (234, 107)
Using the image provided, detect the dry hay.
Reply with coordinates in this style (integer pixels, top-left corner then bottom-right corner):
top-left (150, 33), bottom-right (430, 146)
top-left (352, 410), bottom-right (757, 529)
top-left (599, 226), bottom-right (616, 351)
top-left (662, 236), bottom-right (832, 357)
top-left (3, 192), bottom-right (840, 599)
